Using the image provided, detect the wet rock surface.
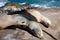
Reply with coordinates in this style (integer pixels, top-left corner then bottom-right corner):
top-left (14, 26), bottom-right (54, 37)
top-left (0, 8), bottom-right (60, 40)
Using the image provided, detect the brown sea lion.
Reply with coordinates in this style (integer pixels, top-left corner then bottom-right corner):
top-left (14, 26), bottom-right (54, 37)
top-left (25, 9), bottom-right (51, 28)
top-left (2, 2), bottom-right (51, 27)
top-left (0, 13), bottom-right (43, 39)
top-left (11, 9), bottom-right (51, 28)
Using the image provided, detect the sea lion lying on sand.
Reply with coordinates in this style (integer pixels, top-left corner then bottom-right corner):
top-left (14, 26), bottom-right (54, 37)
top-left (0, 13), bottom-right (43, 39)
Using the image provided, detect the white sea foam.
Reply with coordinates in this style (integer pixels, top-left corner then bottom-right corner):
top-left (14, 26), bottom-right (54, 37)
top-left (18, 0), bottom-right (59, 8)
top-left (19, 2), bottom-right (27, 5)
top-left (0, 0), bottom-right (59, 8)
top-left (19, 2), bottom-right (51, 8)
top-left (0, 0), bottom-right (8, 7)
top-left (0, 2), bottom-right (6, 7)
top-left (30, 0), bottom-right (58, 8)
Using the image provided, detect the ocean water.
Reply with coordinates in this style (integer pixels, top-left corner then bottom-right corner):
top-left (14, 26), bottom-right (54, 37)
top-left (0, 0), bottom-right (60, 8)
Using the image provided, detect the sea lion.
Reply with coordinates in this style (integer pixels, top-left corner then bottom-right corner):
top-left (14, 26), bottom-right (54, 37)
top-left (10, 9), bottom-right (51, 28)
top-left (25, 9), bottom-right (51, 28)
top-left (0, 14), bottom-right (27, 29)
top-left (1, 2), bottom-right (51, 27)
top-left (0, 13), bottom-right (43, 39)
top-left (2, 2), bottom-right (30, 12)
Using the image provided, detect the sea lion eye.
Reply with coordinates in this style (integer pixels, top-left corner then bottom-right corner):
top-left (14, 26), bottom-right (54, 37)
top-left (21, 21), bottom-right (25, 23)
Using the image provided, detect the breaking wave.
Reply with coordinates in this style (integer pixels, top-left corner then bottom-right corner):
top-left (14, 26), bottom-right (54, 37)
top-left (0, 0), bottom-right (60, 8)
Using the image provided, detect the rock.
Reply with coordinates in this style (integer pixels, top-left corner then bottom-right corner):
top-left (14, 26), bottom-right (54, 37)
top-left (0, 29), bottom-right (40, 40)
top-left (38, 8), bottom-right (60, 40)
top-left (0, 8), bottom-right (60, 40)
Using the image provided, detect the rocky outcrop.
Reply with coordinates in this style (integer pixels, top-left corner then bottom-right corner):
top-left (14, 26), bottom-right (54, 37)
top-left (0, 29), bottom-right (40, 40)
top-left (0, 8), bottom-right (60, 40)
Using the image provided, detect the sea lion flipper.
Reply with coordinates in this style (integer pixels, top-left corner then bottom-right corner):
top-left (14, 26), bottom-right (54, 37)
top-left (40, 15), bottom-right (51, 28)
top-left (29, 21), bottom-right (43, 39)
